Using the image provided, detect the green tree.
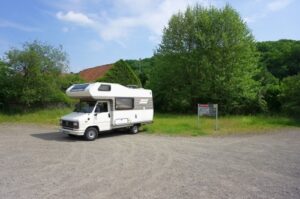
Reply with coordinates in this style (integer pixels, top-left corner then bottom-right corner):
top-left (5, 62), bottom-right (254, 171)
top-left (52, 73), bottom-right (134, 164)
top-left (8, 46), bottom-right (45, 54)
top-left (60, 73), bottom-right (84, 91)
top-left (1, 40), bottom-right (69, 110)
top-left (257, 68), bottom-right (281, 113)
top-left (149, 5), bottom-right (261, 113)
top-left (257, 40), bottom-right (300, 79)
top-left (125, 58), bottom-right (155, 87)
top-left (98, 59), bottom-right (141, 87)
top-left (0, 61), bottom-right (14, 108)
top-left (280, 74), bottom-right (300, 116)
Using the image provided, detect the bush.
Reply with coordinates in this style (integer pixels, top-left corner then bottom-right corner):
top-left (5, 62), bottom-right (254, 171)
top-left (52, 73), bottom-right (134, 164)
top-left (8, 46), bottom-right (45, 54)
top-left (0, 41), bottom-right (70, 111)
top-left (280, 74), bottom-right (300, 116)
top-left (97, 59), bottom-right (141, 87)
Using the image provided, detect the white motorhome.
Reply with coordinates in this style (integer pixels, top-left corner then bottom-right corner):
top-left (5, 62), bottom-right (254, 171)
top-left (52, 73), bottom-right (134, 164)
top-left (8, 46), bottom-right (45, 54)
top-left (59, 82), bottom-right (153, 140)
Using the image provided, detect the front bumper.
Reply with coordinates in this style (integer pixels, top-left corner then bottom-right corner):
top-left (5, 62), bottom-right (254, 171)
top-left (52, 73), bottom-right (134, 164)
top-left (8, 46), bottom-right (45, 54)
top-left (60, 128), bottom-right (85, 136)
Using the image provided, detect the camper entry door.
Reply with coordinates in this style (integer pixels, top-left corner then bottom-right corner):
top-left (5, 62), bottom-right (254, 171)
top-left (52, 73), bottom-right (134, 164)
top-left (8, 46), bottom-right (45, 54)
top-left (94, 101), bottom-right (111, 131)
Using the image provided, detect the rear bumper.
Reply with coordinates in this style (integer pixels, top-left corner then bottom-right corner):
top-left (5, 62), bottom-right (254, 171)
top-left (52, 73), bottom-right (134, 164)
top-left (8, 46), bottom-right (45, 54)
top-left (60, 128), bottom-right (85, 136)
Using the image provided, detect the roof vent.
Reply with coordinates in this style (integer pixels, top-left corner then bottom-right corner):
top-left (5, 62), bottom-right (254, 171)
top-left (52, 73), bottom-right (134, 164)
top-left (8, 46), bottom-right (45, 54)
top-left (126, 85), bottom-right (139, 89)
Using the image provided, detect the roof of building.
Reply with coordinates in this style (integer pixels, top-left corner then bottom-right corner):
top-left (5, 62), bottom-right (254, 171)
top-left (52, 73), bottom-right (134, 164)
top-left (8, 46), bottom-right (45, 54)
top-left (79, 64), bottom-right (113, 82)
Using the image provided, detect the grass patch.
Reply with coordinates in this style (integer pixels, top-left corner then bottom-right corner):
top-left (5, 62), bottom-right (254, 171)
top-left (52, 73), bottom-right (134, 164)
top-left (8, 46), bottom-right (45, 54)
top-left (0, 110), bottom-right (299, 136)
top-left (144, 114), bottom-right (300, 136)
top-left (0, 108), bottom-right (72, 126)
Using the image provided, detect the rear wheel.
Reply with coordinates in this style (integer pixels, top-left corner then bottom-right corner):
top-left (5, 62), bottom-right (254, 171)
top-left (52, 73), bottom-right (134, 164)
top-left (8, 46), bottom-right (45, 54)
top-left (84, 127), bottom-right (98, 141)
top-left (130, 125), bottom-right (139, 134)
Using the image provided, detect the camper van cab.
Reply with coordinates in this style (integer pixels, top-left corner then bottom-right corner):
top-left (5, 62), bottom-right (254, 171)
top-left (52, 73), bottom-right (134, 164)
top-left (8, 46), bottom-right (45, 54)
top-left (59, 83), bottom-right (153, 140)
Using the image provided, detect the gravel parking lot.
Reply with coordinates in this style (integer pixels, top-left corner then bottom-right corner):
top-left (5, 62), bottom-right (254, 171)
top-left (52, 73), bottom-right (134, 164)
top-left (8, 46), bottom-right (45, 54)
top-left (0, 124), bottom-right (299, 199)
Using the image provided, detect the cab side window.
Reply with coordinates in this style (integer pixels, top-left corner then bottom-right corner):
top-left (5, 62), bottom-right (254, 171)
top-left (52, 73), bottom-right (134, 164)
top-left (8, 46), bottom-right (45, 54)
top-left (95, 102), bottom-right (108, 113)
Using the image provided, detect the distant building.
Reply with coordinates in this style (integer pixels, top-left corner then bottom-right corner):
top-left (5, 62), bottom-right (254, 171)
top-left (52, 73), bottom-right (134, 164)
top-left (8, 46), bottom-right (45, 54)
top-left (79, 64), bottom-right (113, 82)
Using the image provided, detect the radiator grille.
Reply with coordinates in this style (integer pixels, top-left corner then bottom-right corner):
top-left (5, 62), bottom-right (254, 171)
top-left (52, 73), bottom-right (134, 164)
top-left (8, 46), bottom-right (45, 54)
top-left (62, 120), bottom-right (74, 129)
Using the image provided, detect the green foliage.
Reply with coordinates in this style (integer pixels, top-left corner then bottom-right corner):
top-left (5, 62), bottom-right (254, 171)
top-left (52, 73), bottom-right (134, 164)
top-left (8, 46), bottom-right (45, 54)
top-left (1, 109), bottom-right (298, 135)
top-left (257, 67), bottom-right (281, 113)
top-left (0, 41), bottom-right (70, 111)
top-left (125, 58), bottom-right (154, 87)
top-left (256, 39), bottom-right (300, 113)
top-left (0, 61), bottom-right (15, 109)
top-left (0, 108), bottom-right (72, 125)
top-left (144, 114), bottom-right (299, 136)
top-left (280, 74), bottom-right (300, 116)
top-left (98, 59), bottom-right (142, 87)
top-left (257, 40), bottom-right (300, 79)
top-left (149, 5), bottom-right (262, 114)
top-left (60, 73), bottom-right (84, 91)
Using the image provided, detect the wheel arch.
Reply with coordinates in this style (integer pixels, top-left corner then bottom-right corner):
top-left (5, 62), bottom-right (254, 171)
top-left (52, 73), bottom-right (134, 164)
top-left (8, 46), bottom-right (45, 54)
top-left (86, 125), bottom-right (100, 133)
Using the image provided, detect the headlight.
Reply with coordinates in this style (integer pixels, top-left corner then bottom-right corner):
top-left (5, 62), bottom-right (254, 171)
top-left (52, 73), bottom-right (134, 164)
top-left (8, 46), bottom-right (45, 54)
top-left (73, 121), bottom-right (79, 129)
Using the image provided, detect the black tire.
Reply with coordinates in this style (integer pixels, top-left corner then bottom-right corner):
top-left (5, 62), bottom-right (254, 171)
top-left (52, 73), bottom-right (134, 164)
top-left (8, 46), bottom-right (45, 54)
top-left (130, 125), bottom-right (139, 134)
top-left (84, 127), bottom-right (98, 141)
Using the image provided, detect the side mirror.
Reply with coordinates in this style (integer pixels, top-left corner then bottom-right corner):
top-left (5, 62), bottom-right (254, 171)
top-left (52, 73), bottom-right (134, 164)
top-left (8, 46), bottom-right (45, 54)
top-left (94, 113), bottom-right (97, 116)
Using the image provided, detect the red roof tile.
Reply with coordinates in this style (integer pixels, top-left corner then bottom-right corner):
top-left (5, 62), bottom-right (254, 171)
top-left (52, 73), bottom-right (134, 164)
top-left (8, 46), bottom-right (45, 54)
top-left (79, 64), bottom-right (113, 82)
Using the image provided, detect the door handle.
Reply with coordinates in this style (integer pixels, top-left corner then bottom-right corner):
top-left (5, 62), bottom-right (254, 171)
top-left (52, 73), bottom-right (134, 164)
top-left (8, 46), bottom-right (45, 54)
top-left (108, 113), bottom-right (110, 118)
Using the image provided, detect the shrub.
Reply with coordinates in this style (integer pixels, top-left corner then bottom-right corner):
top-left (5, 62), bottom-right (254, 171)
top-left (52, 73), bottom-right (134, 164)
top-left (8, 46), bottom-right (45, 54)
top-left (280, 74), bottom-right (300, 116)
top-left (97, 59), bottom-right (141, 87)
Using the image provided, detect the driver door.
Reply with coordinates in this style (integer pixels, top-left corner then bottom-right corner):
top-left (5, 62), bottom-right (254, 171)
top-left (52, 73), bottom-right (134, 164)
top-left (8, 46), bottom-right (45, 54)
top-left (94, 101), bottom-right (111, 131)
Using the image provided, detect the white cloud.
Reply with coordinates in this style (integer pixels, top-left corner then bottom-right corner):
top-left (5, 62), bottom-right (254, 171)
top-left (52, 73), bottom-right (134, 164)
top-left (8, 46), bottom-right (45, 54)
top-left (148, 35), bottom-right (161, 44)
top-left (99, 16), bottom-right (140, 41)
top-left (55, 0), bottom-right (215, 44)
top-left (100, 0), bottom-right (214, 42)
top-left (0, 19), bottom-right (41, 32)
top-left (108, 0), bottom-right (213, 39)
top-left (243, 12), bottom-right (267, 24)
top-left (244, 0), bottom-right (294, 24)
top-left (243, 17), bottom-right (254, 23)
top-left (43, 0), bottom-right (88, 12)
top-left (267, 0), bottom-right (293, 12)
top-left (56, 11), bottom-right (95, 26)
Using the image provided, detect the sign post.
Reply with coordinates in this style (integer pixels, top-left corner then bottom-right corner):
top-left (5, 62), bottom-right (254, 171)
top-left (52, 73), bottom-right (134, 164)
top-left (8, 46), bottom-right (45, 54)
top-left (197, 103), bottom-right (218, 131)
top-left (214, 104), bottom-right (218, 130)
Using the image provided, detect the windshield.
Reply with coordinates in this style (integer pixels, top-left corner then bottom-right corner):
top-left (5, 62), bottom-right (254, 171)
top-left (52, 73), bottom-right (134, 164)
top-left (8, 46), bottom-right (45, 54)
top-left (74, 101), bottom-right (96, 113)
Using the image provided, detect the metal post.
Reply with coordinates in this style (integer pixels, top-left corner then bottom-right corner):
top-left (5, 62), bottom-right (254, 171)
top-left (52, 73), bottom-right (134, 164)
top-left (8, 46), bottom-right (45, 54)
top-left (215, 104), bottom-right (218, 131)
top-left (197, 104), bottom-right (200, 128)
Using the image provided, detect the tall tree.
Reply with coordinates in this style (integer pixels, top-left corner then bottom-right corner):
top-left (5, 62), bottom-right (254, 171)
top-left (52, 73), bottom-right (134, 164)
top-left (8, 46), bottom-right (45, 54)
top-left (125, 58), bottom-right (154, 87)
top-left (257, 40), bottom-right (300, 79)
top-left (1, 40), bottom-right (69, 110)
top-left (149, 5), bottom-right (261, 113)
top-left (280, 74), bottom-right (300, 116)
top-left (97, 60), bottom-right (142, 87)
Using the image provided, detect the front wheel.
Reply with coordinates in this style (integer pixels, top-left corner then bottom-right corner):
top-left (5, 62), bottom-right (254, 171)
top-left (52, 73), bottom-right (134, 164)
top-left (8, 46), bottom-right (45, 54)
top-left (84, 127), bottom-right (98, 141)
top-left (130, 125), bottom-right (139, 134)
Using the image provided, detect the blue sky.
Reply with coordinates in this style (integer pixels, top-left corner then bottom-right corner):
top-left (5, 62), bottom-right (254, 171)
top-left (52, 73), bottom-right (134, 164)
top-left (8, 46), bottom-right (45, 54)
top-left (0, 0), bottom-right (299, 72)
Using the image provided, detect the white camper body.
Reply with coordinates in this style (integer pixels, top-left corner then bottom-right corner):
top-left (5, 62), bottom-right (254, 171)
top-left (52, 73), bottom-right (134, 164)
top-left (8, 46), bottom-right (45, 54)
top-left (60, 82), bottom-right (153, 140)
